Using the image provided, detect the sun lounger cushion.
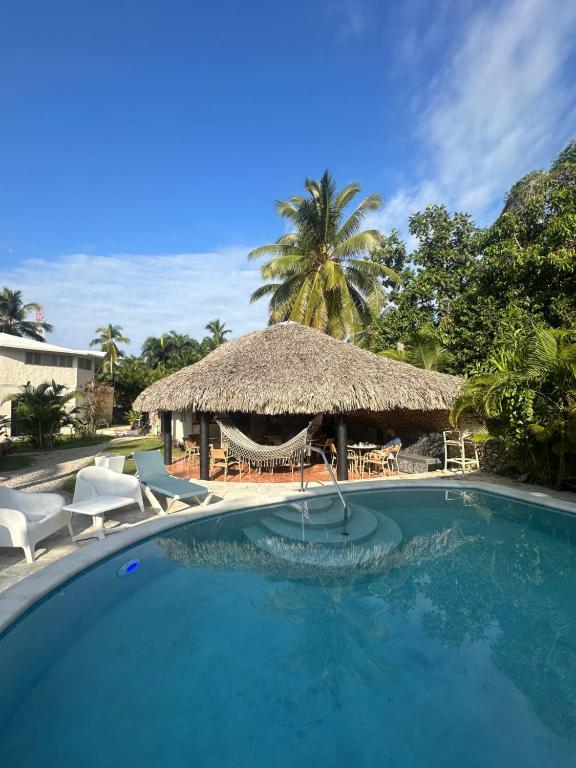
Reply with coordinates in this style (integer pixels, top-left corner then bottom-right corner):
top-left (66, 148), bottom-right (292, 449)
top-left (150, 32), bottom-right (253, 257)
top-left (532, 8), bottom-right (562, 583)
top-left (133, 451), bottom-right (209, 500)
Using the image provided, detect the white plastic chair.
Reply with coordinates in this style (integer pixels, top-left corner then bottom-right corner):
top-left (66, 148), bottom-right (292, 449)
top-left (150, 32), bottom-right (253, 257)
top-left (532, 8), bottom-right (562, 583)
top-left (73, 466), bottom-right (144, 511)
top-left (0, 487), bottom-right (71, 563)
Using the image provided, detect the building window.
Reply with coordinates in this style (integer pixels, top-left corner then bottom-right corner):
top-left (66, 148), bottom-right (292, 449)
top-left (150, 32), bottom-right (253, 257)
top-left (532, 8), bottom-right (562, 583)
top-left (78, 357), bottom-right (93, 371)
top-left (25, 351), bottom-right (74, 367)
top-left (25, 351), bottom-right (43, 365)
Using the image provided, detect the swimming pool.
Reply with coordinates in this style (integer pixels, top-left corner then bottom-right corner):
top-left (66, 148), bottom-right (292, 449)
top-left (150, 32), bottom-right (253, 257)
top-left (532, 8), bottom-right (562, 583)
top-left (1, 486), bottom-right (576, 767)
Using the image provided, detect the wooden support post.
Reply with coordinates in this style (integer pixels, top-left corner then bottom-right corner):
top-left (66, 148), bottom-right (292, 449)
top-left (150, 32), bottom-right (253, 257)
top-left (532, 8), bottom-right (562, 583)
top-left (336, 414), bottom-right (348, 481)
top-left (199, 412), bottom-right (210, 480)
top-left (161, 411), bottom-right (172, 466)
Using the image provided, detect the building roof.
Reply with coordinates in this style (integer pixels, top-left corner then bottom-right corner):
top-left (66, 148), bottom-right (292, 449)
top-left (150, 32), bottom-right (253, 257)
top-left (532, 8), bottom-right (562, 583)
top-left (133, 322), bottom-right (462, 415)
top-left (0, 332), bottom-right (105, 358)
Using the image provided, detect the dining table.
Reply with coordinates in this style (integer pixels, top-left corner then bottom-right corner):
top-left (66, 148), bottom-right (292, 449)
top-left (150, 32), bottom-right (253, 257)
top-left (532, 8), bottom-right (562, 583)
top-left (349, 443), bottom-right (378, 452)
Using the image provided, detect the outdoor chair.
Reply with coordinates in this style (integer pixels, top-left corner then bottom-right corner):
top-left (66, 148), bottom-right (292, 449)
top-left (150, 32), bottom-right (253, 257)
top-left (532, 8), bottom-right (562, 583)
top-left (347, 449), bottom-right (360, 476)
top-left (74, 466), bottom-right (144, 511)
top-left (328, 443), bottom-right (338, 469)
top-left (385, 444), bottom-right (402, 475)
top-left (363, 450), bottom-right (390, 477)
top-left (443, 430), bottom-right (479, 474)
top-left (323, 438), bottom-right (335, 455)
top-left (133, 450), bottom-right (214, 514)
top-left (210, 446), bottom-right (239, 479)
top-left (0, 487), bottom-right (72, 563)
top-left (184, 437), bottom-right (200, 465)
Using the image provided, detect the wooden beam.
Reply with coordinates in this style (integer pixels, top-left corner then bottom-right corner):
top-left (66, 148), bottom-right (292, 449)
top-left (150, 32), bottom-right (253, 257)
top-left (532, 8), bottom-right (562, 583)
top-left (336, 414), bottom-right (348, 481)
top-left (161, 411), bottom-right (172, 466)
top-left (199, 412), bottom-right (210, 480)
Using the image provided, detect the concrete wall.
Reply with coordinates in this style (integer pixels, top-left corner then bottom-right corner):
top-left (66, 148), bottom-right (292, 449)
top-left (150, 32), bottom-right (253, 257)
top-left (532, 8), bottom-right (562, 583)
top-left (0, 347), bottom-right (97, 436)
top-left (170, 411), bottom-right (222, 444)
top-left (172, 411), bottom-right (193, 442)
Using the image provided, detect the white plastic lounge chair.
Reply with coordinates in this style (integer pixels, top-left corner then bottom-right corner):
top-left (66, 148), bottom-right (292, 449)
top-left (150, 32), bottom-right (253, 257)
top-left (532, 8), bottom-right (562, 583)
top-left (0, 487), bottom-right (71, 563)
top-left (73, 466), bottom-right (144, 511)
top-left (133, 450), bottom-right (214, 514)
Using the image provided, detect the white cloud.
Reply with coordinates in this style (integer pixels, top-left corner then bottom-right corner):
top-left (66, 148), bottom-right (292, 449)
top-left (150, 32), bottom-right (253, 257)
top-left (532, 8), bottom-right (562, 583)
top-left (3, 248), bottom-right (268, 353)
top-left (333, 0), bottom-right (368, 39)
top-left (372, 0), bottom-right (576, 236)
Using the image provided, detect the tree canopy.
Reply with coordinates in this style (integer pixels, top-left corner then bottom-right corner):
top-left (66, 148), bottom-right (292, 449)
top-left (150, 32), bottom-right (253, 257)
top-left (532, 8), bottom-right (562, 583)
top-left (369, 141), bottom-right (576, 375)
top-left (0, 287), bottom-right (52, 341)
top-left (250, 170), bottom-right (398, 341)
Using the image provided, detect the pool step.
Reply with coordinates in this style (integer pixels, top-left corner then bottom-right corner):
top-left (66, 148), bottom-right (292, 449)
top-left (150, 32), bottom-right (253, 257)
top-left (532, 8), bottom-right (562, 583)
top-left (274, 497), bottom-right (354, 529)
top-left (260, 503), bottom-right (377, 545)
top-left (243, 503), bottom-right (402, 568)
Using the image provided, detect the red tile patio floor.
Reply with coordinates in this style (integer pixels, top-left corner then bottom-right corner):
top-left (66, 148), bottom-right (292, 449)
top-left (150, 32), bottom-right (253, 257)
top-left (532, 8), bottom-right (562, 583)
top-left (167, 457), bottom-right (401, 484)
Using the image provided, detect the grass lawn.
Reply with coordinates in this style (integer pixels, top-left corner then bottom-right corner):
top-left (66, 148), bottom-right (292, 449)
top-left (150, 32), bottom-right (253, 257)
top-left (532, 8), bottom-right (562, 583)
top-left (0, 454), bottom-right (34, 472)
top-left (15, 434), bottom-right (111, 453)
top-left (61, 437), bottom-right (181, 494)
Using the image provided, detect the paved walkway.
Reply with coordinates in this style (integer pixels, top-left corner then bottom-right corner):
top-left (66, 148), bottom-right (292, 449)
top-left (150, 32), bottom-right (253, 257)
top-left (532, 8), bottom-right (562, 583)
top-left (0, 442), bottom-right (113, 492)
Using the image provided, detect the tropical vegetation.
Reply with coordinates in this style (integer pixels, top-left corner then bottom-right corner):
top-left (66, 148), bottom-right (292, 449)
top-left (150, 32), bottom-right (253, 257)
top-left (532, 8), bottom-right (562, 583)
top-left (0, 414), bottom-right (9, 439)
top-left (249, 143), bottom-right (575, 487)
top-left (203, 318), bottom-right (231, 351)
top-left (90, 324), bottom-right (130, 383)
top-left (370, 141), bottom-right (576, 374)
top-left (112, 319), bottom-right (233, 411)
top-left (451, 327), bottom-right (576, 489)
top-left (4, 381), bottom-right (82, 449)
top-left (249, 170), bottom-right (398, 340)
top-left (0, 287), bottom-right (52, 340)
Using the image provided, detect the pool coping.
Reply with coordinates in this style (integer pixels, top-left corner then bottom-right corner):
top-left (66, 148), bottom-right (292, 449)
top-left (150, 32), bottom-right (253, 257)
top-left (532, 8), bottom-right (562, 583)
top-left (1, 476), bottom-right (575, 634)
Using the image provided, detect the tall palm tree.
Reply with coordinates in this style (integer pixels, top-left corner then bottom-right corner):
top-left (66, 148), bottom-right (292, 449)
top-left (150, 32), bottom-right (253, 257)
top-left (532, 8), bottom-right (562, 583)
top-left (89, 324), bottom-right (130, 383)
top-left (203, 319), bottom-right (231, 352)
top-left (141, 334), bottom-right (172, 368)
top-left (0, 287), bottom-right (53, 340)
top-left (249, 171), bottom-right (398, 341)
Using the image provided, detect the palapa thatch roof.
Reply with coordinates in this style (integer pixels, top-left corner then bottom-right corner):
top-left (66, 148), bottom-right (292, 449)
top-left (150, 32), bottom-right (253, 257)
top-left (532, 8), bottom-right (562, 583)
top-left (133, 322), bottom-right (462, 415)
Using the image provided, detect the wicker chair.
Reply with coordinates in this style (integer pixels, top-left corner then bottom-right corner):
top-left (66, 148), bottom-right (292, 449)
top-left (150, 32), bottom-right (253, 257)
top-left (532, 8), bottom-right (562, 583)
top-left (385, 444), bottom-right (402, 475)
top-left (327, 442), bottom-right (338, 468)
top-left (347, 449), bottom-right (360, 476)
top-left (210, 446), bottom-right (239, 479)
top-left (184, 437), bottom-right (200, 464)
top-left (363, 450), bottom-right (388, 477)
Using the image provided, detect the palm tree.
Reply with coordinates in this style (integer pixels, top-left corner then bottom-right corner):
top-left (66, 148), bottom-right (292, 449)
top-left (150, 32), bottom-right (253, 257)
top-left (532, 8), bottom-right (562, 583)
top-left (451, 327), bottom-right (576, 488)
top-left (249, 171), bottom-right (398, 341)
top-left (4, 381), bottom-right (81, 448)
top-left (142, 331), bottom-right (203, 368)
top-left (379, 331), bottom-right (448, 371)
top-left (0, 287), bottom-right (53, 340)
top-left (202, 319), bottom-right (231, 352)
top-left (90, 324), bottom-right (130, 383)
top-left (141, 334), bottom-right (172, 368)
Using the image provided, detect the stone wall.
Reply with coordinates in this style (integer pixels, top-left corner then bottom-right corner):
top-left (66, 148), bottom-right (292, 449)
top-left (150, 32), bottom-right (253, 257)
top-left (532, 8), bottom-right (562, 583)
top-left (348, 409), bottom-right (455, 443)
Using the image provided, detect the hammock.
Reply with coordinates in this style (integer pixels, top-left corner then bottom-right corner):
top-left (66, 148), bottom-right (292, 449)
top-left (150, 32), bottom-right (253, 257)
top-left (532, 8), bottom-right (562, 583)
top-left (215, 414), bottom-right (319, 469)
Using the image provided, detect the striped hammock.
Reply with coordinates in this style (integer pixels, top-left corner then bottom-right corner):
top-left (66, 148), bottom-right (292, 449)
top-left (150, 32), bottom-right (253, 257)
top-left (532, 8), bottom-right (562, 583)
top-left (215, 414), bottom-right (315, 468)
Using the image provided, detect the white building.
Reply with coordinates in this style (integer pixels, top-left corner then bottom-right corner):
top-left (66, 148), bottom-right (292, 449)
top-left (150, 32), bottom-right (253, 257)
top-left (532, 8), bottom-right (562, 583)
top-left (0, 333), bottom-right (106, 436)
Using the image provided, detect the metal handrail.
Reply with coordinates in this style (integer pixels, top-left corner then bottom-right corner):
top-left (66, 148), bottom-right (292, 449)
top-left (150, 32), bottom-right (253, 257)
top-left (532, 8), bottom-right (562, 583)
top-left (299, 445), bottom-right (349, 536)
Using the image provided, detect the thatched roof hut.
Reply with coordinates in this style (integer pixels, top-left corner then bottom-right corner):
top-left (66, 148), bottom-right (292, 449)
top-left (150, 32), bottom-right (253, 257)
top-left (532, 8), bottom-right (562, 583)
top-left (134, 322), bottom-right (462, 480)
top-left (134, 322), bottom-right (461, 415)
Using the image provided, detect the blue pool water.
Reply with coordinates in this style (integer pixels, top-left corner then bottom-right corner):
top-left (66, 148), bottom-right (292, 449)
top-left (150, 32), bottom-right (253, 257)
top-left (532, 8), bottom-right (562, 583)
top-left (1, 488), bottom-right (576, 767)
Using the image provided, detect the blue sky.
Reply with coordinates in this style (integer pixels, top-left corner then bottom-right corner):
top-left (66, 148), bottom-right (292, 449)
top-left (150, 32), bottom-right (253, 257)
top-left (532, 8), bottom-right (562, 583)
top-left (1, 0), bottom-right (575, 351)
